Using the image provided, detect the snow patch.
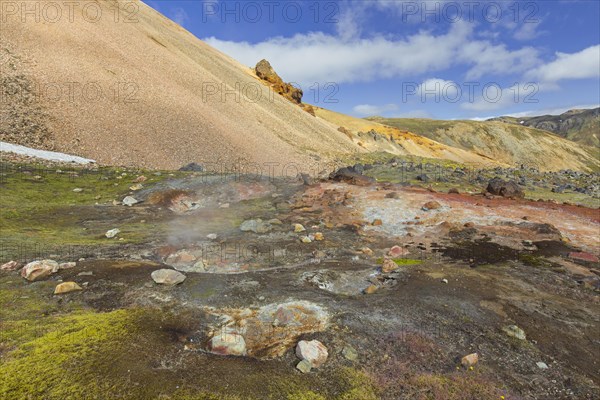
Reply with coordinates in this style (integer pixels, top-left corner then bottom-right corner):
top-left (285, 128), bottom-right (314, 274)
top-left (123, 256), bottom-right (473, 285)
top-left (0, 142), bottom-right (95, 164)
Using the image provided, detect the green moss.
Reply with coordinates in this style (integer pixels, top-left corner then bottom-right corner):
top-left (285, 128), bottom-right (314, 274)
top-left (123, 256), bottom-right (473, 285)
top-left (518, 253), bottom-right (553, 268)
top-left (0, 309), bottom-right (141, 399)
top-left (287, 391), bottom-right (327, 400)
top-left (376, 257), bottom-right (422, 266)
top-left (334, 368), bottom-right (379, 400)
top-left (0, 163), bottom-right (184, 261)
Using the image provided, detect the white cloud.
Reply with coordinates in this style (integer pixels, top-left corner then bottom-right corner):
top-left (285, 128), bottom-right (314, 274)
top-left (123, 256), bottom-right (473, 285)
top-left (503, 104), bottom-right (600, 118)
top-left (460, 41), bottom-right (539, 80)
top-left (461, 83), bottom-right (524, 112)
top-left (528, 45), bottom-right (600, 83)
top-left (513, 21), bottom-right (544, 41)
top-left (204, 22), bottom-right (539, 86)
top-left (353, 104), bottom-right (399, 116)
top-left (417, 78), bottom-right (460, 102)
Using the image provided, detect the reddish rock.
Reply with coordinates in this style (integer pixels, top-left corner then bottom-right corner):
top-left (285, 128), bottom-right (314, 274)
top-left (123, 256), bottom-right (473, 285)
top-left (1, 260), bottom-right (20, 271)
top-left (372, 219), bottom-right (383, 226)
top-left (423, 201), bottom-right (442, 210)
top-left (569, 252), bottom-right (599, 263)
top-left (388, 245), bottom-right (409, 257)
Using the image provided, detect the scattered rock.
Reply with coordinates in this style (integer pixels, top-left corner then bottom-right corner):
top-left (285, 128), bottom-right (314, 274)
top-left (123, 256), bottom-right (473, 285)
top-left (416, 174), bottom-right (429, 182)
top-left (422, 201), bottom-right (442, 210)
top-left (240, 219), bottom-right (272, 234)
top-left (364, 284), bottom-right (379, 294)
top-left (122, 196), bottom-right (139, 206)
top-left (300, 236), bottom-right (312, 244)
top-left (441, 278), bottom-right (449, 284)
top-left (486, 178), bottom-right (525, 199)
top-left (461, 353), bottom-right (479, 368)
top-left (151, 269), bottom-right (186, 285)
top-left (133, 175), bottom-right (147, 183)
top-left (313, 232), bottom-right (324, 241)
top-left (503, 325), bottom-right (526, 340)
top-left (537, 361), bottom-right (549, 370)
top-left (59, 262), bottom-right (76, 269)
top-left (172, 259), bottom-right (205, 273)
top-left (568, 252), bottom-right (599, 263)
top-left (129, 183), bottom-right (143, 191)
top-left (1, 260), bottom-right (20, 271)
top-left (21, 260), bottom-right (59, 281)
top-left (448, 188), bottom-right (460, 194)
top-left (385, 192), bottom-right (400, 199)
top-left (179, 162), bottom-right (204, 172)
top-left (293, 223), bottom-right (306, 233)
top-left (54, 281), bottom-right (83, 294)
top-left (381, 258), bottom-right (399, 274)
top-left (296, 340), bottom-right (328, 368)
top-left (388, 245), bottom-right (409, 257)
top-left (207, 233), bottom-right (218, 240)
top-left (361, 247), bottom-right (374, 256)
top-left (206, 301), bottom-right (329, 359)
top-left (105, 228), bottom-right (120, 238)
top-left (342, 346), bottom-right (359, 361)
top-left (209, 332), bottom-right (247, 356)
top-left (296, 359), bottom-right (312, 373)
top-left (72, 188), bottom-right (83, 193)
top-left (329, 167), bottom-right (374, 186)
top-left (372, 219), bottom-right (383, 226)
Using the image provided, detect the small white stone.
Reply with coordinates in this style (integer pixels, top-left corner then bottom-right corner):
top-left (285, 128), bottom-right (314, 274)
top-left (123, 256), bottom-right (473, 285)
top-left (105, 228), bottom-right (120, 238)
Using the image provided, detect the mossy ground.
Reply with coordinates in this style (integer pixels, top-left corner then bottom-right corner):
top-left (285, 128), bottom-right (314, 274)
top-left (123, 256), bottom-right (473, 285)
top-left (0, 163), bottom-right (190, 261)
top-left (0, 273), bottom-right (379, 400)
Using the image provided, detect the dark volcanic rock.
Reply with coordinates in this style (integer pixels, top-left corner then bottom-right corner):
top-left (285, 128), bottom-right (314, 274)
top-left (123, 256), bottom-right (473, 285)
top-left (329, 167), bottom-right (374, 186)
top-left (487, 178), bottom-right (525, 199)
top-left (179, 162), bottom-right (204, 172)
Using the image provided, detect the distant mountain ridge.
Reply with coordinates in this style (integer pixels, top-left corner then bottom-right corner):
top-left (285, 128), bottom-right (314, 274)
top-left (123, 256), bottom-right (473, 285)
top-left (489, 108), bottom-right (599, 147)
top-left (363, 116), bottom-right (599, 172)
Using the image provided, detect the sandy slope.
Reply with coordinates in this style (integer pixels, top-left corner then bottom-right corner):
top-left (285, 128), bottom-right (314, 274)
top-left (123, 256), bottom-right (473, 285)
top-left (0, 0), bottom-right (358, 172)
top-left (313, 106), bottom-right (503, 166)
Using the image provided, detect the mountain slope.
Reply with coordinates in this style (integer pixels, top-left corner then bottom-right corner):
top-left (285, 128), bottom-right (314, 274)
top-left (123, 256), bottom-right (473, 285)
top-left (489, 108), bottom-right (600, 147)
top-left (0, 0), bottom-right (358, 170)
top-left (312, 107), bottom-right (503, 167)
top-left (365, 117), bottom-right (600, 172)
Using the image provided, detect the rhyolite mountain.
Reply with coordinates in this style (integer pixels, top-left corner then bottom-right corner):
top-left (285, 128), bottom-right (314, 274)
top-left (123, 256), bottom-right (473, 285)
top-left (489, 108), bottom-right (600, 148)
top-left (1, 0), bottom-right (598, 172)
top-left (363, 116), bottom-right (599, 172)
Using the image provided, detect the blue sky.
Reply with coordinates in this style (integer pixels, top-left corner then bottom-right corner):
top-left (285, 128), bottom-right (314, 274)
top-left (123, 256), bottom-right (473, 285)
top-left (145, 0), bottom-right (600, 120)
